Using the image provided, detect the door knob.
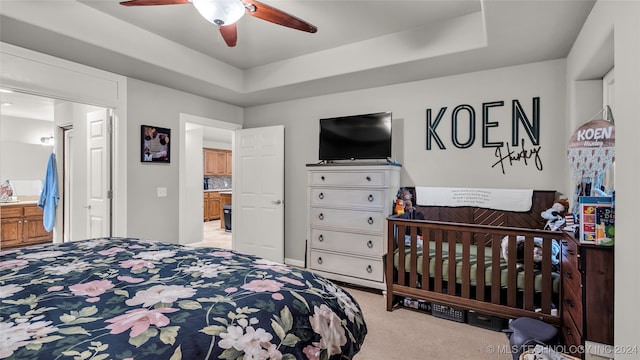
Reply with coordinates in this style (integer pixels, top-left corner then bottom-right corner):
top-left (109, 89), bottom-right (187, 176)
top-left (271, 200), bottom-right (282, 205)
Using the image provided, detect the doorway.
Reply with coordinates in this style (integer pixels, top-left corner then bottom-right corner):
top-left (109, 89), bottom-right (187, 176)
top-left (178, 113), bottom-right (240, 248)
top-left (0, 91), bottom-right (112, 243)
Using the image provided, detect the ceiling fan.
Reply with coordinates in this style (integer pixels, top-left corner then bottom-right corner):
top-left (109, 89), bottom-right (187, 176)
top-left (119, 0), bottom-right (318, 47)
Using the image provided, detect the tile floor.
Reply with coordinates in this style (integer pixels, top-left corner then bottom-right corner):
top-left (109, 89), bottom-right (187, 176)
top-left (200, 220), bottom-right (232, 249)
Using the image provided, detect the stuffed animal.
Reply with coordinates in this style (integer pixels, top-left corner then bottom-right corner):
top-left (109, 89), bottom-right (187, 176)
top-left (395, 188), bottom-right (415, 214)
top-left (541, 198), bottom-right (569, 231)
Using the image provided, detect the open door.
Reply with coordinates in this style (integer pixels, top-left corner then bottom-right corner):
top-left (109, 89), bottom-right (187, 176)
top-left (232, 125), bottom-right (284, 263)
top-left (86, 109), bottom-right (112, 238)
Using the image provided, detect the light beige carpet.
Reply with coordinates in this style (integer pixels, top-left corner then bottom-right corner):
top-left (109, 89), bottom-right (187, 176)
top-left (345, 286), bottom-right (513, 360)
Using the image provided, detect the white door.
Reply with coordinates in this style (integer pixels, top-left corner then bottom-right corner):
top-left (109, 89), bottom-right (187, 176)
top-left (86, 109), bottom-right (111, 238)
top-left (233, 125), bottom-right (284, 263)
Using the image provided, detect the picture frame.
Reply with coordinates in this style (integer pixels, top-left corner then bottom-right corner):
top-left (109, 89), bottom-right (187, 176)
top-left (141, 125), bottom-right (171, 163)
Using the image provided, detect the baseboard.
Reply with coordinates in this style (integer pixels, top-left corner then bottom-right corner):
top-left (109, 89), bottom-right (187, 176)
top-left (285, 258), bottom-right (305, 268)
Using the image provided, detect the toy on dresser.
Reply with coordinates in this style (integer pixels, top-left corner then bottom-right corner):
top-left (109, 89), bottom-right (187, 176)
top-left (394, 187), bottom-right (415, 215)
top-left (541, 198), bottom-right (569, 231)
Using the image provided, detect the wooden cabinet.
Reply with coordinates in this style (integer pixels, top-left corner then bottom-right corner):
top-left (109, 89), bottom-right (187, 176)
top-left (306, 164), bottom-right (400, 290)
top-left (219, 192), bottom-right (232, 229)
top-left (225, 151), bottom-right (232, 176)
top-left (204, 149), bottom-right (217, 176)
top-left (204, 191), bottom-right (221, 221)
top-left (203, 148), bottom-right (232, 176)
top-left (1, 203), bottom-right (52, 249)
top-left (560, 234), bottom-right (614, 357)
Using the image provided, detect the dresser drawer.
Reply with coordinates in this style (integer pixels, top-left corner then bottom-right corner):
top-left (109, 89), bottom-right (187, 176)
top-left (310, 188), bottom-right (385, 208)
top-left (561, 260), bottom-right (582, 294)
top-left (310, 250), bottom-right (383, 282)
top-left (23, 205), bottom-right (44, 217)
top-left (562, 282), bottom-right (583, 334)
top-left (309, 171), bottom-right (386, 187)
top-left (310, 228), bottom-right (383, 256)
top-left (561, 237), bottom-right (580, 270)
top-left (561, 312), bottom-right (583, 355)
top-left (310, 207), bottom-right (385, 233)
top-left (1, 206), bottom-right (23, 218)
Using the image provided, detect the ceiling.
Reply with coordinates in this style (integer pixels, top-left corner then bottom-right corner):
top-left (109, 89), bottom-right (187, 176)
top-left (0, 0), bottom-right (595, 110)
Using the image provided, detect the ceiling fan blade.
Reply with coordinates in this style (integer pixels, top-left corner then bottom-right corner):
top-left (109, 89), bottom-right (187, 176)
top-left (242, 0), bottom-right (317, 33)
top-left (119, 0), bottom-right (191, 6)
top-left (219, 24), bottom-right (238, 47)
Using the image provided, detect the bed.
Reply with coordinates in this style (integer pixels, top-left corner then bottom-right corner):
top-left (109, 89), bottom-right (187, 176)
top-left (0, 238), bottom-right (367, 359)
top-left (386, 189), bottom-right (564, 326)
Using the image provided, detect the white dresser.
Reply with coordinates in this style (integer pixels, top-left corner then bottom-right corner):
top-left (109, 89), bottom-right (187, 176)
top-left (306, 164), bottom-right (401, 289)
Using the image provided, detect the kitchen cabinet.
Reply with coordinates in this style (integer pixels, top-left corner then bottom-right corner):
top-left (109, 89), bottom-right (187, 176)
top-left (1, 203), bottom-right (52, 249)
top-left (225, 151), bottom-right (232, 176)
top-left (203, 148), bottom-right (232, 176)
top-left (220, 192), bottom-right (232, 229)
top-left (204, 191), bottom-right (221, 221)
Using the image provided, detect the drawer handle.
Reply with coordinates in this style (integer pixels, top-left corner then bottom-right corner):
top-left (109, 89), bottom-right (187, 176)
top-left (565, 327), bottom-right (572, 336)
top-left (318, 192), bottom-right (324, 200)
top-left (561, 239), bottom-right (568, 246)
top-left (567, 250), bottom-right (575, 256)
top-left (317, 257), bottom-right (323, 264)
top-left (367, 240), bottom-right (373, 248)
top-left (366, 265), bottom-right (373, 273)
top-left (565, 299), bottom-right (574, 308)
top-left (318, 213), bottom-right (324, 221)
top-left (367, 217), bottom-right (374, 225)
top-left (321, 176), bottom-right (325, 181)
top-left (318, 234), bottom-right (324, 242)
top-left (365, 176), bottom-right (371, 182)
top-left (368, 194), bottom-right (374, 202)
top-left (564, 271), bottom-right (573, 279)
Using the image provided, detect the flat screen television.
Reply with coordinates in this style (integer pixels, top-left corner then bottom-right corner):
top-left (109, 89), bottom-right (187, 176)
top-left (319, 111), bottom-right (392, 161)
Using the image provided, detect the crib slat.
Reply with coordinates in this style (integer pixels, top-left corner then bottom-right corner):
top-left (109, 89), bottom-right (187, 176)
top-left (523, 236), bottom-right (535, 310)
top-left (461, 232), bottom-right (471, 299)
top-left (476, 239), bottom-right (486, 301)
top-left (491, 236), bottom-right (501, 304)
top-left (507, 236), bottom-right (517, 307)
top-left (448, 230), bottom-right (456, 296)
top-left (541, 236), bottom-right (553, 313)
top-left (398, 225), bottom-right (406, 287)
top-left (409, 227), bottom-right (418, 288)
top-left (421, 226), bottom-right (429, 290)
top-left (434, 230), bottom-right (443, 294)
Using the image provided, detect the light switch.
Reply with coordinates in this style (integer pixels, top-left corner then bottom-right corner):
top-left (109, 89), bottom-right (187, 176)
top-left (157, 187), bottom-right (167, 197)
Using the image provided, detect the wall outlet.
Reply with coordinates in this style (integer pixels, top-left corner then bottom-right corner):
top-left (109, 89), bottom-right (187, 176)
top-left (157, 187), bottom-right (167, 197)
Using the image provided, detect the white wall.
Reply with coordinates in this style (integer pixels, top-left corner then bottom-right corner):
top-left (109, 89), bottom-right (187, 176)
top-left (0, 115), bottom-right (53, 184)
top-left (126, 78), bottom-right (243, 243)
top-left (567, 1), bottom-right (640, 357)
top-left (243, 59), bottom-right (568, 263)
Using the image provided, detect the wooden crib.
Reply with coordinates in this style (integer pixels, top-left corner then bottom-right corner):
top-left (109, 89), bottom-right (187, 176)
top-left (385, 190), bottom-right (564, 325)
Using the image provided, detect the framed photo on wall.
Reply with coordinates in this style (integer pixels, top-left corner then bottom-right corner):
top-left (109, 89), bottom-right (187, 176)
top-left (141, 125), bottom-right (171, 163)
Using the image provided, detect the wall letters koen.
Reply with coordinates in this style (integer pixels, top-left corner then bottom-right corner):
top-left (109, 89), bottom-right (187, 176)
top-left (425, 97), bottom-right (543, 174)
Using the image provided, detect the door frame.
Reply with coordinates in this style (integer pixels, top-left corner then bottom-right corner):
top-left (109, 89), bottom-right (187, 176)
top-left (178, 113), bottom-right (241, 246)
top-left (1, 42), bottom-right (128, 241)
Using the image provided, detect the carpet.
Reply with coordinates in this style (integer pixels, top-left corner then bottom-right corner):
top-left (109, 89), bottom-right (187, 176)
top-left (345, 286), bottom-right (513, 360)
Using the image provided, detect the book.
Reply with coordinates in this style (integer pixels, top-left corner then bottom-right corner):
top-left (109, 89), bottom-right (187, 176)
top-left (595, 207), bottom-right (615, 246)
top-left (578, 196), bottom-right (613, 244)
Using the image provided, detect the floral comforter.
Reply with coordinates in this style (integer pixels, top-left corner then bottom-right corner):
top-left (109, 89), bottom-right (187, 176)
top-left (0, 238), bottom-right (367, 359)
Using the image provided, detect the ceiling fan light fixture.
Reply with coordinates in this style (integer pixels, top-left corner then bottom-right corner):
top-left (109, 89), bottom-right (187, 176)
top-left (192, 0), bottom-right (245, 26)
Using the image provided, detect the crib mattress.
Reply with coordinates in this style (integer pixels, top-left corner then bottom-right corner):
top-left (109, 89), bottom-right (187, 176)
top-left (393, 240), bottom-right (560, 294)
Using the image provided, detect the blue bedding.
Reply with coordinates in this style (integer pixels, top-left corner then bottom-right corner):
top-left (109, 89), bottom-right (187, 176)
top-left (0, 238), bottom-right (366, 359)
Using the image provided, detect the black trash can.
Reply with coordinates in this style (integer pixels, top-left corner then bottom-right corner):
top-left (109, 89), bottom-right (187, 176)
top-left (222, 205), bottom-right (232, 232)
